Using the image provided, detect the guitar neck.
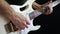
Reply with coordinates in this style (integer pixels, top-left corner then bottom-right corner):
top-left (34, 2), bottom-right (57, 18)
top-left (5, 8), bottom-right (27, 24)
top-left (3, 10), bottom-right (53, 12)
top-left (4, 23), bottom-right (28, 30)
top-left (48, 1), bottom-right (60, 8)
top-left (29, 6), bottom-right (49, 20)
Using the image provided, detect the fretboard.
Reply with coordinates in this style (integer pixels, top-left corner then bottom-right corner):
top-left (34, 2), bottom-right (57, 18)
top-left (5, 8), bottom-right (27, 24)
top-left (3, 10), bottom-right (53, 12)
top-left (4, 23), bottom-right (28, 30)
top-left (29, 6), bottom-right (49, 20)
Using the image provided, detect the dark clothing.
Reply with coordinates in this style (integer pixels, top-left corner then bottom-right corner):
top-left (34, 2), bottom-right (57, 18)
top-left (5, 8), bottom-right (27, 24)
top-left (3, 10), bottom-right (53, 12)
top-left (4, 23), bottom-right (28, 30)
top-left (6, 0), bottom-right (49, 5)
top-left (6, 0), bottom-right (27, 5)
top-left (35, 0), bottom-right (50, 5)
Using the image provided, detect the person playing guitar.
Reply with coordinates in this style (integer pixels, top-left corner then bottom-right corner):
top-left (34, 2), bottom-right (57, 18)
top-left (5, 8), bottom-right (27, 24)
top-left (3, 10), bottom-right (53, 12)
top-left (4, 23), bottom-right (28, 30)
top-left (0, 0), bottom-right (53, 31)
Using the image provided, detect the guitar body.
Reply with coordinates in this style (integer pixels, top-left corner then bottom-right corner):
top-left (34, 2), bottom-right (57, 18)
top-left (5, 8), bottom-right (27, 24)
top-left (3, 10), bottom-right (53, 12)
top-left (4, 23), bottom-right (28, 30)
top-left (0, 0), bottom-right (40, 34)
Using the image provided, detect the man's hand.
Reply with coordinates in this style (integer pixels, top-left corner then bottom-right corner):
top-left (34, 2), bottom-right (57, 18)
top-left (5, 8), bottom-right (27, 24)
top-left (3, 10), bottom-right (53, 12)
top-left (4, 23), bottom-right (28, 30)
top-left (43, 6), bottom-right (53, 15)
top-left (32, 0), bottom-right (53, 15)
top-left (0, 0), bottom-right (30, 30)
top-left (9, 12), bottom-right (30, 30)
top-left (43, 0), bottom-right (53, 15)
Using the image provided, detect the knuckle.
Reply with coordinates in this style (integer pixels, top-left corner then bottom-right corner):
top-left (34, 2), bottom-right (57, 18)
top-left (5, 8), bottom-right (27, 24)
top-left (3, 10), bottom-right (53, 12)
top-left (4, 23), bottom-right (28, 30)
top-left (21, 27), bottom-right (25, 29)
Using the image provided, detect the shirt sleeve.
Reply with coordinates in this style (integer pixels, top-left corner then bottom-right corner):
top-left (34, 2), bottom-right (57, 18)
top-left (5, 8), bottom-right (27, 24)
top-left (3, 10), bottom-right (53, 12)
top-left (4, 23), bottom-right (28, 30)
top-left (35, 0), bottom-right (50, 5)
top-left (6, 0), bottom-right (27, 5)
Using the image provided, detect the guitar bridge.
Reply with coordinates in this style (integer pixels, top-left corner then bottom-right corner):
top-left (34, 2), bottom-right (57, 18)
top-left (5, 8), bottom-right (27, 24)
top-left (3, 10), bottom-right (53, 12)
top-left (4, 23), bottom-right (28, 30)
top-left (4, 21), bottom-right (18, 33)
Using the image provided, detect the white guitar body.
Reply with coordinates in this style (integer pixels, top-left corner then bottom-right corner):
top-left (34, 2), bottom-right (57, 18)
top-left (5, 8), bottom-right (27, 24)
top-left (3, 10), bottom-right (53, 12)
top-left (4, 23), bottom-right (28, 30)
top-left (0, 0), bottom-right (40, 34)
top-left (0, 0), bottom-right (60, 34)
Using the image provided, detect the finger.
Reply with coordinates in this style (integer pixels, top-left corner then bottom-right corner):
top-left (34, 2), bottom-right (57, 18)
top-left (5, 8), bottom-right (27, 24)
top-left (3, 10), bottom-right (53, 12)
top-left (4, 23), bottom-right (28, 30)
top-left (46, 6), bottom-right (53, 14)
top-left (49, 6), bottom-right (53, 14)
top-left (43, 6), bottom-right (53, 15)
top-left (22, 21), bottom-right (28, 28)
top-left (25, 19), bottom-right (30, 25)
top-left (16, 25), bottom-right (25, 30)
top-left (20, 26), bottom-right (25, 30)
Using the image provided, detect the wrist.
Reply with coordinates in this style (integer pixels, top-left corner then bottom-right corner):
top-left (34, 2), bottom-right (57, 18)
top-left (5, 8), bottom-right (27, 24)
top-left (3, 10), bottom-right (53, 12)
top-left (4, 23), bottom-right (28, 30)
top-left (0, 10), bottom-right (15, 21)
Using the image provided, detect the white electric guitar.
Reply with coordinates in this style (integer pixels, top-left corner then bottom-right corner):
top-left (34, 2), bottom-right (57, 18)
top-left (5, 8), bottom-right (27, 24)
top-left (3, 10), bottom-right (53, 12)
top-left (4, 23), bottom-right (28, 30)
top-left (0, 0), bottom-right (60, 34)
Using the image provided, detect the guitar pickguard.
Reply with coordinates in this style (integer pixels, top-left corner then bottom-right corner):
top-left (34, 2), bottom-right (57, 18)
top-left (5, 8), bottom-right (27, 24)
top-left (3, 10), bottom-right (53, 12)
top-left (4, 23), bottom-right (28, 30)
top-left (0, 0), bottom-right (40, 34)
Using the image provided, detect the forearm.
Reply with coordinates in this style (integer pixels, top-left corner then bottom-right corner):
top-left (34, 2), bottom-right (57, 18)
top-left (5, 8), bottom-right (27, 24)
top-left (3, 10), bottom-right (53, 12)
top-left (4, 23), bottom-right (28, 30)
top-left (32, 1), bottom-right (51, 10)
top-left (32, 2), bottom-right (42, 10)
top-left (0, 0), bottom-right (16, 20)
